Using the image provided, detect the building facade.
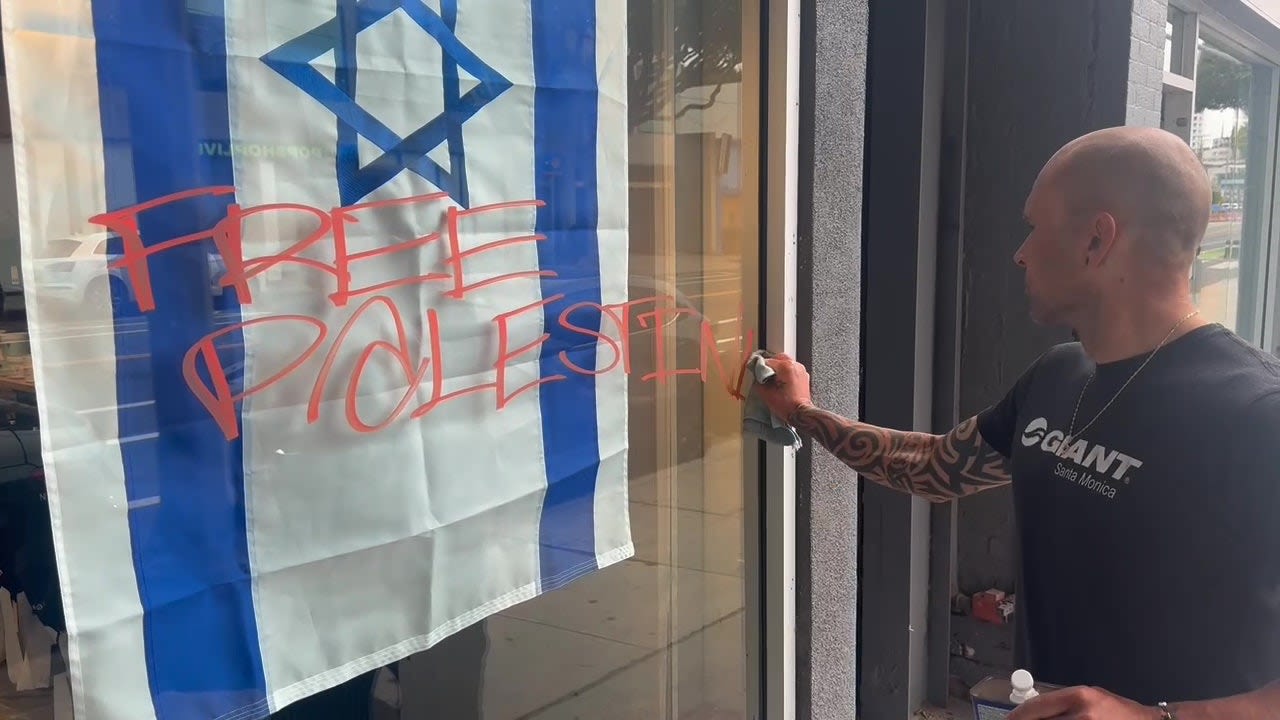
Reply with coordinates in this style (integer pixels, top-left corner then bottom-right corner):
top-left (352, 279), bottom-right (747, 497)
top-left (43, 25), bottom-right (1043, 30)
top-left (861, 0), bottom-right (1280, 717)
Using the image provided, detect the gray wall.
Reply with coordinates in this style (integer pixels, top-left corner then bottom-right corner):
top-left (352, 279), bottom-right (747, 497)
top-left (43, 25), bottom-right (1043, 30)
top-left (952, 0), bottom-right (1165, 683)
top-left (796, 0), bottom-right (867, 717)
top-left (856, 0), bottom-right (945, 716)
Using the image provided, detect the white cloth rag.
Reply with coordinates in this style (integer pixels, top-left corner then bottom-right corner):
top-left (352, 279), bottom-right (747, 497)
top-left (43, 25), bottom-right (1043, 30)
top-left (741, 351), bottom-right (802, 448)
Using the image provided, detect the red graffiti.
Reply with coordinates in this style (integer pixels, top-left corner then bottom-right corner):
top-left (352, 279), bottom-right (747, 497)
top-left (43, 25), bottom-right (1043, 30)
top-left (310, 295), bottom-right (432, 434)
top-left (92, 186), bottom-right (237, 312)
top-left (444, 201), bottom-right (551, 299)
top-left (182, 313), bottom-right (329, 441)
top-left (97, 188), bottom-right (757, 439)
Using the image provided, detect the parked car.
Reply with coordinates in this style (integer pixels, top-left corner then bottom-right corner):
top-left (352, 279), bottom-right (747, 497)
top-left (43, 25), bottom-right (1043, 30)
top-left (29, 232), bottom-right (228, 315)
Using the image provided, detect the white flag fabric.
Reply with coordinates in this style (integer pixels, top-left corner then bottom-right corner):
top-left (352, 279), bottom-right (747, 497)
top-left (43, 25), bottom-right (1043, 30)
top-left (1, 1), bottom-right (630, 719)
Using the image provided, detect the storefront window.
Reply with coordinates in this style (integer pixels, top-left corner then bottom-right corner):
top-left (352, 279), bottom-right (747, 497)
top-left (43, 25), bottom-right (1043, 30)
top-left (411, 2), bottom-right (763, 717)
top-left (0, 0), bottom-right (763, 719)
top-left (1184, 35), bottom-right (1277, 344)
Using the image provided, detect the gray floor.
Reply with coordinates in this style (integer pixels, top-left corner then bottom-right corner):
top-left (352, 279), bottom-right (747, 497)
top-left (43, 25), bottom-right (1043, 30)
top-left (0, 672), bottom-right (53, 720)
top-left (918, 698), bottom-right (976, 720)
top-left (476, 444), bottom-right (749, 719)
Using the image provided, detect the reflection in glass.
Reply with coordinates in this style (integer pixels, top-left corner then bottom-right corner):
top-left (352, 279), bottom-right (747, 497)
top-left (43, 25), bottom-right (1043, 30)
top-left (461, 1), bottom-right (763, 717)
top-left (0, 0), bottom-right (763, 716)
top-left (349, 1), bottom-right (764, 718)
top-left (1187, 37), bottom-right (1276, 344)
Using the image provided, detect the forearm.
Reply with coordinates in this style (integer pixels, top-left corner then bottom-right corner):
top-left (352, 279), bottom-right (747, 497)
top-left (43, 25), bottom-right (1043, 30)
top-left (1165, 680), bottom-right (1280, 720)
top-left (788, 405), bottom-right (1010, 502)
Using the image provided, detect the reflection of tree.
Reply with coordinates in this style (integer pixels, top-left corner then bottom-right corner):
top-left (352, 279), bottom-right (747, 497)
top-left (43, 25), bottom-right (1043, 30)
top-left (627, 0), bottom-right (743, 130)
top-left (1194, 46), bottom-right (1249, 189)
top-left (1196, 49), bottom-right (1250, 112)
top-left (1232, 121), bottom-right (1249, 157)
top-left (1193, 46), bottom-right (1252, 270)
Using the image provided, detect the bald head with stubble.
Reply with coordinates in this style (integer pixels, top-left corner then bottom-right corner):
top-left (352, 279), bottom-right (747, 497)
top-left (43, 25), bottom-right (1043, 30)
top-left (1043, 126), bottom-right (1212, 269)
top-left (1015, 127), bottom-right (1212, 328)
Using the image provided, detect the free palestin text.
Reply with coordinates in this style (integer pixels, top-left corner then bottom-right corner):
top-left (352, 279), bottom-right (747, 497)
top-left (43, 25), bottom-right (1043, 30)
top-left (89, 187), bottom-right (757, 440)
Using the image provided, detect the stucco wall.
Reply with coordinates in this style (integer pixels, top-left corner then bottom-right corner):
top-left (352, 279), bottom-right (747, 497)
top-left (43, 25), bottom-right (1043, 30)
top-left (797, 0), bottom-right (868, 717)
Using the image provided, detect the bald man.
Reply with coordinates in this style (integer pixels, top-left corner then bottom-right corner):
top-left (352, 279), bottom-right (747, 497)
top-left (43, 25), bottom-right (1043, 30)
top-left (758, 126), bottom-right (1280, 719)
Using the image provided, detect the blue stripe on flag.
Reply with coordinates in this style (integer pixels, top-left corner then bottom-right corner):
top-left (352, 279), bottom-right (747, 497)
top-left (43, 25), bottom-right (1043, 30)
top-left (93, 3), bottom-right (267, 719)
top-left (532, 0), bottom-right (604, 591)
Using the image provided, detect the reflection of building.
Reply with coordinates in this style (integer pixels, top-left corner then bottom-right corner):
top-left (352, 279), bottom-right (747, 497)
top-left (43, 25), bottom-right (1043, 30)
top-left (1219, 174), bottom-right (1246, 205)
top-left (1197, 121), bottom-right (1248, 209)
top-left (1200, 142), bottom-right (1233, 163)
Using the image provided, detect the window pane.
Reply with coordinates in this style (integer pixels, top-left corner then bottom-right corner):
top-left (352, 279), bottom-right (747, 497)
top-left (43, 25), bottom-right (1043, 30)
top-left (1187, 37), bottom-right (1277, 344)
top-left (441, 1), bottom-right (765, 716)
top-left (307, 2), bottom-right (766, 717)
top-left (0, 0), bottom-right (764, 717)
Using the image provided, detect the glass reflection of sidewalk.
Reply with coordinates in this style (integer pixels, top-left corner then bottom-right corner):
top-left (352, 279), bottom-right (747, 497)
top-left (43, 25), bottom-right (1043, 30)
top-left (484, 442), bottom-right (748, 720)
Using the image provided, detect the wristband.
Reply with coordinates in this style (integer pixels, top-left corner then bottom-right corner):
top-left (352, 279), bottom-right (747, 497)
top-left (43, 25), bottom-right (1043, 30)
top-left (1157, 701), bottom-right (1176, 719)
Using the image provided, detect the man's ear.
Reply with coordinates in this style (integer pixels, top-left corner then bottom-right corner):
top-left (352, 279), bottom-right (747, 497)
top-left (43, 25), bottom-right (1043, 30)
top-left (1085, 213), bottom-right (1119, 266)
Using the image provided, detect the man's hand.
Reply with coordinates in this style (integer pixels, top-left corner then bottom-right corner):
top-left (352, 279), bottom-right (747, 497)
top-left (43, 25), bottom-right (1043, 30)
top-left (755, 353), bottom-right (813, 421)
top-left (1007, 686), bottom-right (1159, 720)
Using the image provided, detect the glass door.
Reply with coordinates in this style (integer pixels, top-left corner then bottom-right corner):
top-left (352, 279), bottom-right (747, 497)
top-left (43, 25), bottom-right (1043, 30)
top-left (376, 2), bottom-right (767, 718)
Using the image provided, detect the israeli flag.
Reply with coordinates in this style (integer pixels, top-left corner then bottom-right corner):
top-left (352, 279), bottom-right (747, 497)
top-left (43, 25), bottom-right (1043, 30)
top-left (2, 1), bottom-right (630, 719)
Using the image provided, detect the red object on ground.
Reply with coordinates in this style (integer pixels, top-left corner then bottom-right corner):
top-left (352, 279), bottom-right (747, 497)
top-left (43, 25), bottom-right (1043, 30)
top-left (972, 589), bottom-right (1007, 624)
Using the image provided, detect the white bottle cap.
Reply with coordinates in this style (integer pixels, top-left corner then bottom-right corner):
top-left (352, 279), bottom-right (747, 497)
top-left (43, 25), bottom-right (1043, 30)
top-left (1009, 669), bottom-right (1039, 704)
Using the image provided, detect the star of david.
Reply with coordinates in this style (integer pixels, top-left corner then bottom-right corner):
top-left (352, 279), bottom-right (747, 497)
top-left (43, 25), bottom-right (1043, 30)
top-left (262, 0), bottom-right (512, 207)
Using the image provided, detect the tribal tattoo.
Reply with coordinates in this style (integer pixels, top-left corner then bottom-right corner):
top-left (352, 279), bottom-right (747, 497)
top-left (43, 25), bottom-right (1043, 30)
top-left (788, 406), bottom-right (1012, 502)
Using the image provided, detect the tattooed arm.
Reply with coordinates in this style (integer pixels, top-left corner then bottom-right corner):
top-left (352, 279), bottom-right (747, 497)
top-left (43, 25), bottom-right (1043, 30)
top-left (754, 353), bottom-right (1010, 502)
top-left (787, 405), bottom-right (1010, 502)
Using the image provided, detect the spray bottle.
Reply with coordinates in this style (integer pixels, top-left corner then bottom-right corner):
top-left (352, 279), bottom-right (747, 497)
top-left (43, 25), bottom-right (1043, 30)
top-left (969, 668), bottom-right (1059, 719)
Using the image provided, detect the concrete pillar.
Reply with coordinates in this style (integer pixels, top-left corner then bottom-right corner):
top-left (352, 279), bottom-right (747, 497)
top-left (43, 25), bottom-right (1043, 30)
top-left (796, 0), bottom-right (868, 717)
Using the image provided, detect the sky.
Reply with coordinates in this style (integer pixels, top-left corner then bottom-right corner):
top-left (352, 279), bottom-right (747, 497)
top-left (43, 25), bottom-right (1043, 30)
top-left (1201, 107), bottom-right (1246, 143)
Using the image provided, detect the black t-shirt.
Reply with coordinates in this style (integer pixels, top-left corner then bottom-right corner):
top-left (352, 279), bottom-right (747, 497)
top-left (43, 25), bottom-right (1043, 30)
top-left (977, 323), bottom-right (1280, 704)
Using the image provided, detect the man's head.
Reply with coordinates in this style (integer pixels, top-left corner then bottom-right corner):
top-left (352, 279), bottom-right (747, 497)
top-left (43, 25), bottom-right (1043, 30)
top-left (1015, 126), bottom-right (1211, 327)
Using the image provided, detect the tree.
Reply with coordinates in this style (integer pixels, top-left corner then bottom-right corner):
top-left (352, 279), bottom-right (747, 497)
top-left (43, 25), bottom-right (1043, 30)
top-left (1232, 119), bottom-right (1249, 157)
top-left (1195, 50), bottom-right (1251, 112)
top-left (627, 0), bottom-right (743, 131)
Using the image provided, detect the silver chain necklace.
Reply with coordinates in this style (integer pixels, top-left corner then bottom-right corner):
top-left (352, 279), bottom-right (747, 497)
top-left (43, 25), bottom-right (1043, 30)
top-left (1063, 309), bottom-right (1200, 446)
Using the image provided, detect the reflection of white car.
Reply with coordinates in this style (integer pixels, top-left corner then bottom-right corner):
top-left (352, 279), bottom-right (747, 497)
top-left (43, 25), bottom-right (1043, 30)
top-left (31, 233), bottom-right (227, 312)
